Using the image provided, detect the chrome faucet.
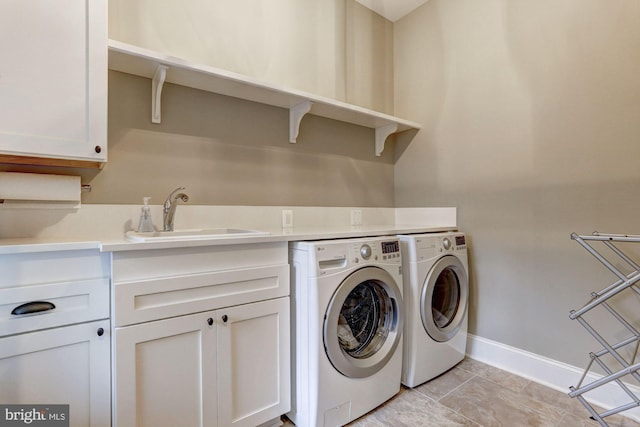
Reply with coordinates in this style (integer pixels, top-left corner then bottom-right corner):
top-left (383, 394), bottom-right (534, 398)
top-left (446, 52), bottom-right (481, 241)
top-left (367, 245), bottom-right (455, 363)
top-left (163, 187), bottom-right (190, 231)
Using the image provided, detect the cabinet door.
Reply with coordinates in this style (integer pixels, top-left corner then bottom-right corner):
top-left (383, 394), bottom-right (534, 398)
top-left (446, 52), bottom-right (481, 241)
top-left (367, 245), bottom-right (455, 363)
top-left (113, 312), bottom-right (217, 427)
top-left (217, 297), bottom-right (291, 427)
top-left (0, 319), bottom-right (111, 427)
top-left (0, 0), bottom-right (107, 163)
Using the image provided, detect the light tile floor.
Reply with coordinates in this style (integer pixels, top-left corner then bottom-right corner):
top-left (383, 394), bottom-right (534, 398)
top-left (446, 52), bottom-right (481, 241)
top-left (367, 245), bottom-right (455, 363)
top-left (284, 358), bottom-right (640, 427)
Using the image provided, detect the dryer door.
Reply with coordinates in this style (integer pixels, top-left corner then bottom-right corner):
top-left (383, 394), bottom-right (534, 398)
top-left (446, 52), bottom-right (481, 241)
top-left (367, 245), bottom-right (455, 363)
top-left (323, 266), bottom-right (403, 378)
top-left (421, 255), bottom-right (468, 342)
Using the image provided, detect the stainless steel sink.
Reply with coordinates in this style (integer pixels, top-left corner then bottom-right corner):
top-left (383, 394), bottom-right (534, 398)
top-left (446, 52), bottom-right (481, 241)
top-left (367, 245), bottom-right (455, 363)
top-left (125, 228), bottom-right (270, 242)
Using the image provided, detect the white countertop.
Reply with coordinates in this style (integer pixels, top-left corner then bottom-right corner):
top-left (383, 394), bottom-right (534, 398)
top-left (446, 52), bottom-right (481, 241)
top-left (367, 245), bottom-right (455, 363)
top-left (0, 205), bottom-right (457, 254)
top-left (0, 224), bottom-right (456, 255)
top-left (0, 238), bottom-right (102, 255)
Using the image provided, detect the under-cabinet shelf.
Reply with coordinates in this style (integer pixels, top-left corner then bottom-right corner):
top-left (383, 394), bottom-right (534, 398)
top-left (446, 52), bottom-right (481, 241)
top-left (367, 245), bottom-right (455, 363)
top-left (108, 39), bottom-right (421, 156)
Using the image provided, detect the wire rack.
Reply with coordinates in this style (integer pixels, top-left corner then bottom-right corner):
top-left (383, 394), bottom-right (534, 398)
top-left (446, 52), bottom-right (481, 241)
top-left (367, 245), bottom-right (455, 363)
top-left (568, 232), bottom-right (640, 426)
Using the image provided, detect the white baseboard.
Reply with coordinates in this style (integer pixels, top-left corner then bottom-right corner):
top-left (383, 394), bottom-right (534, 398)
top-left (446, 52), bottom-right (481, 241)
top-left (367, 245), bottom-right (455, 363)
top-left (466, 334), bottom-right (640, 422)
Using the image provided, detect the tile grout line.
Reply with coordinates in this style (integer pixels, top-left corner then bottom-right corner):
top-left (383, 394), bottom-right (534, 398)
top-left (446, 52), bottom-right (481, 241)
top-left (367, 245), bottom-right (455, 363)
top-left (434, 373), bottom-right (487, 427)
top-left (410, 370), bottom-right (488, 426)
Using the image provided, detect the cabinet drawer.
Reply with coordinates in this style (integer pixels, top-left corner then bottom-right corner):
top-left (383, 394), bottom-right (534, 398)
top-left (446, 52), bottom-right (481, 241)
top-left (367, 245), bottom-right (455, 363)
top-left (0, 249), bottom-right (109, 290)
top-left (0, 278), bottom-right (109, 337)
top-left (113, 264), bottom-right (289, 327)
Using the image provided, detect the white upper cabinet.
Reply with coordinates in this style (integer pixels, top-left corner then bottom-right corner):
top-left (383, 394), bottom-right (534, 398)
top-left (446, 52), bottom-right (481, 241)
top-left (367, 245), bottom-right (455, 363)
top-left (0, 0), bottom-right (107, 167)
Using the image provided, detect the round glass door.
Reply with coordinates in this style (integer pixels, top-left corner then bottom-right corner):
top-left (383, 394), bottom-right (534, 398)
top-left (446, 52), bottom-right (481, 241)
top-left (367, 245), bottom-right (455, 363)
top-left (421, 255), bottom-right (468, 342)
top-left (324, 267), bottom-right (403, 378)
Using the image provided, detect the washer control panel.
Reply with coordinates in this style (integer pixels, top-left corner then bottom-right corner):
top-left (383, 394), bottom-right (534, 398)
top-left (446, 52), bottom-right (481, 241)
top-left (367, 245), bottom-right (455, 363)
top-left (351, 239), bottom-right (401, 265)
top-left (312, 238), bottom-right (401, 275)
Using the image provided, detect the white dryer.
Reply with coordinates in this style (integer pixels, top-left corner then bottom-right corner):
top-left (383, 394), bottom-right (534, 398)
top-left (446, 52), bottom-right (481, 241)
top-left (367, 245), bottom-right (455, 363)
top-left (398, 232), bottom-right (469, 388)
top-left (288, 237), bottom-right (404, 427)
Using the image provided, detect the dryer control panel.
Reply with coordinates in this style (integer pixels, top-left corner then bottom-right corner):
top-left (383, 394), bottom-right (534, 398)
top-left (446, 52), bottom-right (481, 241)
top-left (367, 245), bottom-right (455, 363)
top-left (404, 233), bottom-right (467, 262)
top-left (441, 235), bottom-right (466, 253)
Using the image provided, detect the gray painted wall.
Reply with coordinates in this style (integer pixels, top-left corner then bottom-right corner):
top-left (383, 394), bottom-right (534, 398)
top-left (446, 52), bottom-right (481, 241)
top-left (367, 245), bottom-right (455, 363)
top-left (394, 0), bottom-right (640, 367)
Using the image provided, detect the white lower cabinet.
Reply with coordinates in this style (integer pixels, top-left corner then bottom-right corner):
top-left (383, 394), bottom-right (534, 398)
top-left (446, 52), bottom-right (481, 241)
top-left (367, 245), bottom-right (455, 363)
top-left (0, 249), bottom-right (111, 427)
top-left (111, 243), bottom-right (291, 427)
top-left (0, 320), bottom-right (111, 427)
top-left (216, 298), bottom-right (290, 427)
top-left (114, 297), bottom-right (289, 427)
top-left (114, 311), bottom-right (217, 427)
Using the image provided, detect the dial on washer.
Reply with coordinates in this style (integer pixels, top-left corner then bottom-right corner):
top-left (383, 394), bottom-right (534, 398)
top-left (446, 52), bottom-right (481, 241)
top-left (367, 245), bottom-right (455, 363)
top-left (442, 238), bottom-right (451, 250)
top-left (360, 244), bottom-right (372, 259)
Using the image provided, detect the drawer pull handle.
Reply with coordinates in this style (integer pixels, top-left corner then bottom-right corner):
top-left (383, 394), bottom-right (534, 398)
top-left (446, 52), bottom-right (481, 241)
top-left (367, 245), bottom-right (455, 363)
top-left (97, 328), bottom-right (104, 337)
top-left (11, 301), bottom-right (56, 316)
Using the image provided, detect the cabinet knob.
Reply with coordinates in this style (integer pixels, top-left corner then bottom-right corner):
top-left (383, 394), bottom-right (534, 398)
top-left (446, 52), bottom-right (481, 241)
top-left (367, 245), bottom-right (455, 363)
top-left (207, 318), bottom-right (214, 326)
top-left (97, 328), bottom-right (104, 337)
top-left (94, 145), bottom-right (102, 154)
top-left (222, 315), bottom-right (228, 323)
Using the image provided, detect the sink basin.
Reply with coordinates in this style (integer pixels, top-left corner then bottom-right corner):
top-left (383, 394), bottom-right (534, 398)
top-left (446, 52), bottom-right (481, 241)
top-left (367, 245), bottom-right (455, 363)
top-left (125, 228), bottom-right (270, 242)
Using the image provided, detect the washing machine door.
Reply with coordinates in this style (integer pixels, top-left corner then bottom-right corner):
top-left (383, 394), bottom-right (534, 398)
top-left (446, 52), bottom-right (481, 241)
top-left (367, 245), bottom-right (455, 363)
top-left (323, 266), bottom-right (403, 378)
top-left (421, 255), bottom-right (468, 342)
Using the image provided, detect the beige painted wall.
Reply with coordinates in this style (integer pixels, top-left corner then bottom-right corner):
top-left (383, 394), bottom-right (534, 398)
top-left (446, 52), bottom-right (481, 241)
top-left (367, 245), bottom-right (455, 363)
top-left (109, 0), bottom-right (393, 113)
top-left (77, 70), bottom-right (395, 206)
top-left (394, 0), bottom-right (640, 367)
top-left (109, 0), bottom-right (346, 101)
top-left (0, 68), bottom-right (395, 207)
top-left (346, 1), bottom-right (394, 114)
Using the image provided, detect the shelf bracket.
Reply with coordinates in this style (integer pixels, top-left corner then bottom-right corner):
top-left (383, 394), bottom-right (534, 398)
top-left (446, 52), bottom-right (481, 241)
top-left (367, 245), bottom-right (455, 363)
top-left (151, 65), bottom-right (169, 124)
top-left (289, 100), bottom-right (312, 143)
top-left (375, 123), bottom-right (398, 156)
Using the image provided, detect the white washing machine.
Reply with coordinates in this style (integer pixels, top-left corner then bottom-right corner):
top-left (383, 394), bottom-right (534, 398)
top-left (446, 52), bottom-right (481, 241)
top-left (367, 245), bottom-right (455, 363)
top-left (288, 236), bottom-right (404, 427)
top-left (398, 232), bottom-right (469, 388)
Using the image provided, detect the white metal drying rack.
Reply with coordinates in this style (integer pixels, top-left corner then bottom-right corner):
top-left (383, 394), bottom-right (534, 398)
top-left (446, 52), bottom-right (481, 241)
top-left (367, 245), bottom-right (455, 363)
top-left (569, 232), bottom-right (640, 426)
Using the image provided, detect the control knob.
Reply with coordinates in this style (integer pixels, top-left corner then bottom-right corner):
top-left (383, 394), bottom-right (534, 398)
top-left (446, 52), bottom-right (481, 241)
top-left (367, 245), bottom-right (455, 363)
top-left (442, 238), bottom-right (452, 250)
top-left (360, 244), bottom-right (372, 260)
